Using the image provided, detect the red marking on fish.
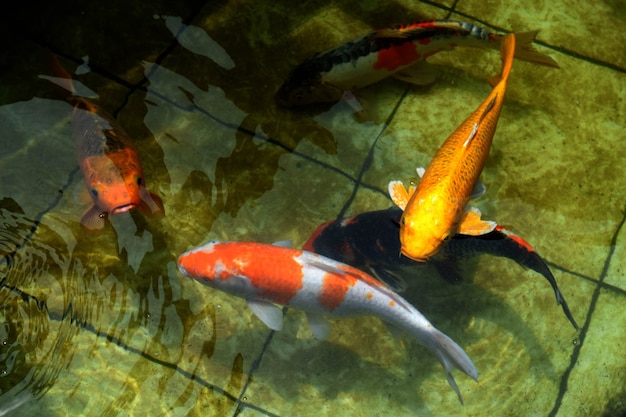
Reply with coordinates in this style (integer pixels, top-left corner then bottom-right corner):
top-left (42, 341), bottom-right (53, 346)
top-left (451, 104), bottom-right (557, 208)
top-left (495, 225), bottom-right (536, 253)
top-left (186, 242), bottom-right (304, 305)
top-left (303, 220), bottom-right (333, 252)
top-left (374, 41), bottom-right (420, 71)
top-left (319, 271), bottom-right (356, 311)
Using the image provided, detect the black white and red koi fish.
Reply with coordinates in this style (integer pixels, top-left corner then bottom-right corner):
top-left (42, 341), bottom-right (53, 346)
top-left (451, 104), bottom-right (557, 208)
top-left (178, 240), bottom-right (478, 403)
top-left (43, 56), bottom-right (164, 231)
top-left (303, 208), bottom-right (579, 331)
top-left (276, 19), bottom-right (559, 107)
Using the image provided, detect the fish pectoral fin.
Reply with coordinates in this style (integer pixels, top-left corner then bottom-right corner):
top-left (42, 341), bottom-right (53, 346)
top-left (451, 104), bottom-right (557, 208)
top-left (81, 205), bottom-right (106, 231)
top-left (388, 181), bottom-right (414, 210)
top-left (246, 299), bottom-right (284, 331)
top-left (457, 207), bottom-right (497, 236)
top-left (305, 312), bottom-right (331, 340)
top-left (138, 187), bottom-right (165, 216)
top-left (307, 259), bottom-right (349, 277)
top-left (341, 91), bottom-right (363, 113)
top-left (383, 321), bottom-right (405, 340)
top-left (272, 240), bottom-right (293, 248)
top-left (73, 182), bottom-right (92, 205)
top-left (392, 61), bottom-right (439, 86)
top-left (369, 266), bottom-right (408, 293)
top-left (470, 178), bottom-right (487, 200)
top-left (430, 256), bottom-right (465, 284)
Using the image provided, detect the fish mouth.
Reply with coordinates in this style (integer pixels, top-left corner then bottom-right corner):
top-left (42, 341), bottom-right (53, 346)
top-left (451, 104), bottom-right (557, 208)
top-left (111, 203), bottom-right (137, 214)
top-left (400, 248), bottom-right (429, 263)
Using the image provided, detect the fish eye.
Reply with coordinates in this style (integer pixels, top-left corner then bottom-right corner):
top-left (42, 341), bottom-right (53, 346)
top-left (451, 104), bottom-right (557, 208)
top-left (137, 177), bottom-right (143, 186)
top-left (91, 189), bottom-right (98, 198)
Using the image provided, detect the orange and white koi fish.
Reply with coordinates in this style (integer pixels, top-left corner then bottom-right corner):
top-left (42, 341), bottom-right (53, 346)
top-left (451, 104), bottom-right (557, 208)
top-left (388, 33), bottom-right (516, 262)
top-left (42, 56), bottom-right (164, 231)
top-left (70, 98), bottom-right (164, 231)
top-left (178, 240), bottom-right (478, 403)
top-left (276, 20), bottom-right (557, 106)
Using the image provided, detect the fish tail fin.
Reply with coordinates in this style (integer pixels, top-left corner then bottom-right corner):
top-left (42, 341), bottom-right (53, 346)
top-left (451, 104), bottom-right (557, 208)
top-left (500, 33), bottom-right (516, 80)
top-left (508, 30), bottom-right (560, 68)
top-left (41, 52), bottom-right (76, 94)
top-left (422, 326), bottom-right (478, 404)
top-left (488, 33), bottom-right (516, 87)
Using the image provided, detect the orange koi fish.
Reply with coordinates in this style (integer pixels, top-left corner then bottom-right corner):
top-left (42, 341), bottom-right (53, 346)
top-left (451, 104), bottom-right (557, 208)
top-left (71, 98), bottom-right (164, 231)
top-left (276, 20), bottom-right (557, 107)
top-left (388, 33), bottom-right (516, 262)
top-left (43, 55), bottom-right (164, 231)
top-left (178, 240), bottom-right (478, 403)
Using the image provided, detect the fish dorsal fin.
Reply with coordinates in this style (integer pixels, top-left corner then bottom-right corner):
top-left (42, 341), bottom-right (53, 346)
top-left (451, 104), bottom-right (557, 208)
top-left (388, 181), bottom-right (415, 210)
top-left (369, 266), bottom-right (408, 293)
top-left (375, 21), bottom-right (465, 39)
top-left (272, 240), bottom-right (293, 248)
top-left (306, 312), bottom-right (331, 340)
top-left (462, 95), bottom-right (498, 148)
top-left (462, 123), bottom-right (479, 148)
top-left (307, 255), bottom-right (415, 314)
top-left (457, 207), bottom-right (497, 236)
top-left (307, 258), bottom-right (349, 277)
top-left (246, 299), bottom-right (284, 331)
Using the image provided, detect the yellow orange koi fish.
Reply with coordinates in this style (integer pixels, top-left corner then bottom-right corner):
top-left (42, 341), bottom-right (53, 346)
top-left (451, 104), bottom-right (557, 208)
top-left (388, 33), bottom-right (516, 262)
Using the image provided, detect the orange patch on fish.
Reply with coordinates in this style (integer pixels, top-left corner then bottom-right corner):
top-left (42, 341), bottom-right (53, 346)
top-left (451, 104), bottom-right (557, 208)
top-left (184, 242), bottom-right (305, 305)
top-left (318, 271), bottom-right (357, 311)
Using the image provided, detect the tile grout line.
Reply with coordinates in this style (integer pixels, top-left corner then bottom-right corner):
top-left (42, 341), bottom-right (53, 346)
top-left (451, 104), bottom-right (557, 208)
top-left (231, 310), bottom-right (283, 417)
top-left (547, 260), bottom-right (626, 297)
top-left (547, 204), bottom-right (626, 417)
top-left (0, 167), bottom-right (80, 274)
top-left (336, 87), bottom-right (412, 219)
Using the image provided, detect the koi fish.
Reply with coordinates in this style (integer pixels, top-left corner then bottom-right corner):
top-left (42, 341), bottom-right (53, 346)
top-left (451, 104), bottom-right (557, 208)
top-left (70, 98), bottom-right (164, 231)
top-left (43, 55), bottom-right (164, 231)
top-left (303, 208), bottom-right (579, 330)
top-left (276, 20), bottom-right (558, 107)
top-left (388, 33), bottom-right (516, 262)
top-left (178, 240), bottom-right (478, 403)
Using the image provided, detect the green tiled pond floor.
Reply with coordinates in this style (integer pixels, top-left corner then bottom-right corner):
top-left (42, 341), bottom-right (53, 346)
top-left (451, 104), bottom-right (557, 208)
top-left (1, 1), bottom-right (625, 416)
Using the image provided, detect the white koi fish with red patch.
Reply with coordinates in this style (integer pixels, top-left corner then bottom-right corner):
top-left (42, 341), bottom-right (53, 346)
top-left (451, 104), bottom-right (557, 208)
top-left (178, 240), bottom-right (478, 403)
top-left (276, 19), bottom-right (558, 106)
